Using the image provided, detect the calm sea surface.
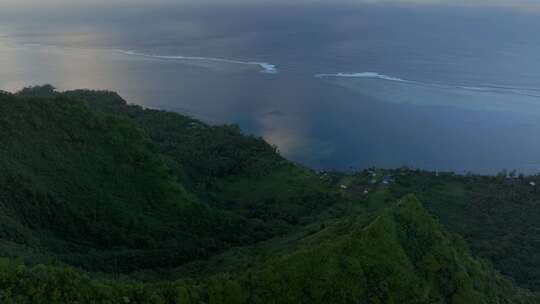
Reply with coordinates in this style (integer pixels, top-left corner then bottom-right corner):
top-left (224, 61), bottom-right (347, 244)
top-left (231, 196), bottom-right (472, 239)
top-left (2, 3), bottom-right (540, 173)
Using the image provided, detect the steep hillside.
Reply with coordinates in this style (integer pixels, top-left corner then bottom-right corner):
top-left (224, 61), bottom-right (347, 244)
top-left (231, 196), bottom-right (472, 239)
top-left (64, 89), bottom-right (343, 227)
top-left (199, 195), bottom-right (534, 304)
top-left (325, 168), bottom-right (540, 292)
top-left (0, 87), bottom-right (344, 275)
top-left (0, 196), bottom-right (535, 303)
top-left (0, 90), bottom-right (259, 272)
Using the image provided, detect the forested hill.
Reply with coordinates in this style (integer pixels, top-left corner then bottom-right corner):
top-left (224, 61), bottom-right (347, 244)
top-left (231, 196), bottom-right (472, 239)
top-left (0, 86), bottom-right (539, 303)
top-left (0, 86), bottom-right (340, 273)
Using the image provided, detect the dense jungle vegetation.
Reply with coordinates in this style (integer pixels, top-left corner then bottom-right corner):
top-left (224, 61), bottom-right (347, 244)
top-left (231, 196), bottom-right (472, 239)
top-left (1, 85), bottom-right (540, 303)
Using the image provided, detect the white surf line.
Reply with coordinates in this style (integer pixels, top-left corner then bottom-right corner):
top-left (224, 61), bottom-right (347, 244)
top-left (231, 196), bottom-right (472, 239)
top-left (314, 72), bottom-right (410, 82)
top-left (117, 49), bottom-right (278, 74)
top-left (11, 41), bottom-right (278, 74)
top-left (315, 71), bottom-right (540, 98)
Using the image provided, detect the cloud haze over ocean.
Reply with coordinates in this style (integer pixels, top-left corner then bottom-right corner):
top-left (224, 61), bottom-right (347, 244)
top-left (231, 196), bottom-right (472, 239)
top-left (3, 0), bottom-right (540, 8)
top-left (1, 0), bottom-right (539, 23)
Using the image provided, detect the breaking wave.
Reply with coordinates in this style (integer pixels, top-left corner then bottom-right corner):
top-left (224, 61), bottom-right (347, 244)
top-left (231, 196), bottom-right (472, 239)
top-left (315, 72), bottom-right (409, 82)
top-left (117, 50), bottom-right (277, 74)
top-left (315, 71), bottom-right (540, 98)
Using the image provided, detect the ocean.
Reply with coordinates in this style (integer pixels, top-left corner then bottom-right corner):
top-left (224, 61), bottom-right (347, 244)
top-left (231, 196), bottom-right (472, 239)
top-left (2, 2), bottom-right (540, 174)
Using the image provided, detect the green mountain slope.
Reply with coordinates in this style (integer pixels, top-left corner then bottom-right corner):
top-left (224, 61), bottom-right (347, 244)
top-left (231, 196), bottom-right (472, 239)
top-left (0, 90), bottom-right (279, 273)
top-left (202, 195), bottom-right (535, 304)
top-left (0, 87), bottom-right (344, 275)
top-left (0, 86), bottom-right (538, 303)
top-left (63, 89), bottom-right (344, 227)
top-left (0, 195), bottom-right (535, 303)
top-left (330, 168), bottom-right (540, 291)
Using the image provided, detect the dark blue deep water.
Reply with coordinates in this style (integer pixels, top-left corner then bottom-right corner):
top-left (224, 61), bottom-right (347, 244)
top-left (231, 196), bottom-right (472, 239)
top-left (2, 2), bottom-right (540, 173)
